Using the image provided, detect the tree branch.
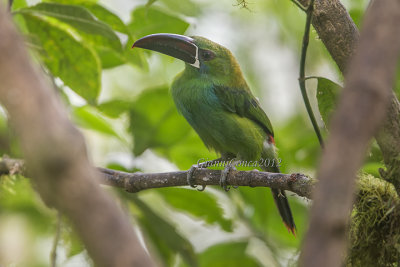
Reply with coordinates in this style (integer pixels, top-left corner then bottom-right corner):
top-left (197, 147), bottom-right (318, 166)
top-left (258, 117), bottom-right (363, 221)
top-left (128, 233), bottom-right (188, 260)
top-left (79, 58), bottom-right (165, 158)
top-left (100, 168), bottom-right (315, 198)
top-left (0, 4), bottom-right (154, 267)
top-left (0, 156), bottom-right (315, 199)
top-left (298, 0), bottom-right (324, 147)
top-left (299, 1), bottom-right (400, 267)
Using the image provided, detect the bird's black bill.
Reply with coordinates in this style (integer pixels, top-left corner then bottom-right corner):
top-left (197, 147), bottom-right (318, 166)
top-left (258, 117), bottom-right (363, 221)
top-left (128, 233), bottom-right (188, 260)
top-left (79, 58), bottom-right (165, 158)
top-left (132, 33), bottom-right (200, 68)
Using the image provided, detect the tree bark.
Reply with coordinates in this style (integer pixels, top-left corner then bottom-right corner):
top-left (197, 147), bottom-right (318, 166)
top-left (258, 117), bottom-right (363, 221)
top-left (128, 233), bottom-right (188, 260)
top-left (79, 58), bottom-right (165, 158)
top-left (299, 1), bottom-right (400, 267)
top-left (298, 0), bottom-right (359, 74)
top-left (0, 4), bottom-right (154, 267)
top-left (376, 95), bottom-right (400, 195)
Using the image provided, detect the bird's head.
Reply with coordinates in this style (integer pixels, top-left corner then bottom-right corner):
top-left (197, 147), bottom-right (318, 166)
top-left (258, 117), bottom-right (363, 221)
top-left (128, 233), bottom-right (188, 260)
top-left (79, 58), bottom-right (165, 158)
top-left (132, 33), bottom-right (244, 83)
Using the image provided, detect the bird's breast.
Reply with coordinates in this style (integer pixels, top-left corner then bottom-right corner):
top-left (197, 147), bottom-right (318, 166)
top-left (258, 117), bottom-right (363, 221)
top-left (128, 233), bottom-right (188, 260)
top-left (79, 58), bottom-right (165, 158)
top-left (172, 83), bottom-right (221, 125)
top-left (171, 82), bottom-right (266, 159)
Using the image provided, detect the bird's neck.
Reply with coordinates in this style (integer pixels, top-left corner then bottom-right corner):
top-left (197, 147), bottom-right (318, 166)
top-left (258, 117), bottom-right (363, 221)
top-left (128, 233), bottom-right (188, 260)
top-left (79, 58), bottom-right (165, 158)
top-left (181, 63), bottom-right (247, 88)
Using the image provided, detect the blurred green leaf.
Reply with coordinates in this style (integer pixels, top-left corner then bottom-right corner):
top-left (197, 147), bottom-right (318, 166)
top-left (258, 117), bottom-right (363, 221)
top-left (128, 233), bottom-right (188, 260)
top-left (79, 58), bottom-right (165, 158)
top-left (198, 241), bottom-right (261, 267)
top-left (237, 187), bottom-right (308, 248)
top-left (146, 0), bottom-right (158, 7)
top-left (157, 129), bottom-right (218, 170)
top-left (157, 188), bottom-right (233, 232)
top-left (41, 0), bottom-right (149, 68)
top-left (96, 47), bottom-right (125, 69)
top-left (0, 175), bottom-right (54, 234)
top-left (11, 0), bottom-right (28, 11)
top-left (21, 2), bottom-right (122, 52)
top-left (128, 6), bottom-right (189, 38)
top-left (72, 106), bottom-right (122, 139)
top-left (73, 1), bottom-right (129, 34)
top-left (156, 0), bottom-right (201, 16)
top-left (105, 163), bottom-right (141, 173)
top-left (365, 140), bottom-right (383, 164)
top-left (0, 113), bottom-right (20, 157)
top-left (314, 77), bottom-right (342, 128)
top-left (97, 99), bottom-right (133, 118)
top-left (349, 8), bottom-right (363, 28)
top-left (348, 0), bottom-right (367, 28)
top-left (72, 1), bottom-right (148, 68)
top-left (13, 13), bottom-right (29, 35)
top-left (126, 5), bottom-right (188, 67)
top-left (362, 162), bottom-right (385, 177)
top-left (129, 86), bottom-right (191, 155)
top-left (275, 115), bottom-right (320, 172)
top-left (62, 222), bottom-right (85, 257)
top-left (124, 36), bottom-right (149, 70)
top-left (22, 14), bottom-right (101, 103)
top-left (93, 36), bottom-right (148, 69)
top-left (127, 195), bottom-right (197, 267)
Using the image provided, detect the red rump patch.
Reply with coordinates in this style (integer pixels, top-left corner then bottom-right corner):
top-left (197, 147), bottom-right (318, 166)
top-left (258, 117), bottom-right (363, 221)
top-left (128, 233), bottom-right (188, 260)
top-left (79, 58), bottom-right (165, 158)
top-left (268, 135), bottom-right (275, 145)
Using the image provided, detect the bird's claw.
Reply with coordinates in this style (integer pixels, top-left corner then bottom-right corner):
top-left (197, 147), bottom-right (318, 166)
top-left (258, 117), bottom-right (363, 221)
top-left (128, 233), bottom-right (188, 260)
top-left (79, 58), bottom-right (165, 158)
top-left (187, 165), bottom-right (198, 188)
top-left (187, 164), bottom-right (207, 191)
top-left (220, 164), bottom-right (236, 192)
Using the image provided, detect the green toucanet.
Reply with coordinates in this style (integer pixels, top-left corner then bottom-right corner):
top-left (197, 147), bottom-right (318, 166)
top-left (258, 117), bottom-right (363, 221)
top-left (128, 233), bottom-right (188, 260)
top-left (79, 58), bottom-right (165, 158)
top-left (133, 33), bottom-right (296, 235)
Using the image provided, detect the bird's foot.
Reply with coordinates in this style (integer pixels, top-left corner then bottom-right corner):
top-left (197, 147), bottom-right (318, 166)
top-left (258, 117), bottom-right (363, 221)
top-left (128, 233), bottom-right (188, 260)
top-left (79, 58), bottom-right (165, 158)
top-left (220, 160), bottom-right (239, 192)
top-left (187, 158), bottom-right (225, 191)
top-left (187, 164), bottom-right (206, 191)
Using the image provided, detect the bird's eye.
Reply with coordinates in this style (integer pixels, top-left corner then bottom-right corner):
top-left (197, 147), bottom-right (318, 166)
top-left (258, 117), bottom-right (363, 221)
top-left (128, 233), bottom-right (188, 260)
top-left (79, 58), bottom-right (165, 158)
top-left (201, 50), bottom-right (216, 61)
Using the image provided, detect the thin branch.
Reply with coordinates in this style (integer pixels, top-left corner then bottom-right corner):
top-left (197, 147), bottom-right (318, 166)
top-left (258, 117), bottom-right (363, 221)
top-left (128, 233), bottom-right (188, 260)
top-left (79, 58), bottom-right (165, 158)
top-left (50, 212), bottom-right (62, 267)
top-left (290, 0), bottom-right (306, 12)
top-left (0, 156), bottom-right (315, 199)
top-left (298, 0), bottom-right (324, 147)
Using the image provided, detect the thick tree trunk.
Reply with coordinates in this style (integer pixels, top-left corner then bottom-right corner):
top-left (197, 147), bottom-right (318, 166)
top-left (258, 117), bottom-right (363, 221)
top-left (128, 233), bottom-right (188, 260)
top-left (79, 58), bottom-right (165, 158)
top-left (0, 4), bottom-right (154, 267)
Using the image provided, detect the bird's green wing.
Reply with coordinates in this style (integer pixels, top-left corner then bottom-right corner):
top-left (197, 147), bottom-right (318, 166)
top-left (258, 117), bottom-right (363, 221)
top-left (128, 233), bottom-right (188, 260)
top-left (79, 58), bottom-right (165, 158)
top-left (213, 85), bottom-right (274, 136)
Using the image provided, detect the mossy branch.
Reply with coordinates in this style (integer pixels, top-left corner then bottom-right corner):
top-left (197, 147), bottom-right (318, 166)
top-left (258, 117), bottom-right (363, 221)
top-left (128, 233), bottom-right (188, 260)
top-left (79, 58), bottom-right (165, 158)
top-left (350, 174), bottom-right (400, 266)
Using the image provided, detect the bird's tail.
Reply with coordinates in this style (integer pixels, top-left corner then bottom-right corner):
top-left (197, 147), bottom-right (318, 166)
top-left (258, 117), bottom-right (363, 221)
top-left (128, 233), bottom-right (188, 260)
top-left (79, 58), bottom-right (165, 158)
top-left (263, 163), bottom-right (296, 236)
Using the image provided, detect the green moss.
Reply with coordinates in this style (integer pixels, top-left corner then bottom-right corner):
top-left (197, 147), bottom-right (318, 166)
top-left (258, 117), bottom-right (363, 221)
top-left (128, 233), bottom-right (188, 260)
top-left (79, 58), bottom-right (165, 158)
top-left (348, 174), bottom-right (400, 266)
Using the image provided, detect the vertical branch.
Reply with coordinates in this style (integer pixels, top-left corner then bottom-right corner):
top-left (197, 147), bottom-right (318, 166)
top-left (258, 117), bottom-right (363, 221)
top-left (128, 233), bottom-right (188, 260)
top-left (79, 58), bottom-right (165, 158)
top-left (298, 0), bottom-right (324, 147)
top-left (299, 1), bottom-right (400, 267)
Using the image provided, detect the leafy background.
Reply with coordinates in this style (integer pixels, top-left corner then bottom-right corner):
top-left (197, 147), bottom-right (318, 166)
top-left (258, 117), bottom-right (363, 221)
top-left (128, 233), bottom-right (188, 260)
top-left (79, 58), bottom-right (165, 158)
top-left (0, 0), bottom-right (376, 266)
